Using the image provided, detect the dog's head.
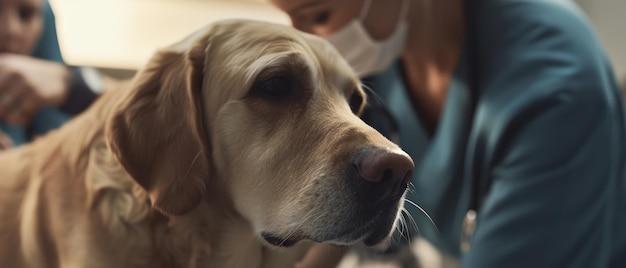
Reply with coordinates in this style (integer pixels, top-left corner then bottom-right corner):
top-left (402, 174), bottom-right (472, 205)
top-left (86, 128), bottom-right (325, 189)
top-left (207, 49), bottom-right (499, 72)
top-left (107, 20), bottom-right (414, 248)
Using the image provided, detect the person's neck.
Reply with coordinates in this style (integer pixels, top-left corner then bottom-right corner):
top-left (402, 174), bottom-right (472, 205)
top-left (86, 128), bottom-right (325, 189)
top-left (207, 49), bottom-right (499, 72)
top-left (399, 0), bottom-right (465, 134)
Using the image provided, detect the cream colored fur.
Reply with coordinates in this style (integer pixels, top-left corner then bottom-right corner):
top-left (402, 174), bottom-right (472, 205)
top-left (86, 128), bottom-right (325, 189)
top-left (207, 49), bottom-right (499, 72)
top-left (0, 20), bottom-right (410, 268)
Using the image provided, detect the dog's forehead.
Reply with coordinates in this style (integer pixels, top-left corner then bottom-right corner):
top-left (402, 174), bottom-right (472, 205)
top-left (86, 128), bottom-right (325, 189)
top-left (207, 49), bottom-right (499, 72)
top-left (166, 20), bottom-right (354, 70)
top-left (167, 20), bottom-right (360, 96)
top-left (297, 32), bottom-right (360, 92)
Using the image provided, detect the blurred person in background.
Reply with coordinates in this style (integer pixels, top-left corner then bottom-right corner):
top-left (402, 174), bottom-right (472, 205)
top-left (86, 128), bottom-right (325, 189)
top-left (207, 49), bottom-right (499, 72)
top-left (272, 0), bottom-right (626, 267)
top-left (0, 0), bottom-right (115, 149)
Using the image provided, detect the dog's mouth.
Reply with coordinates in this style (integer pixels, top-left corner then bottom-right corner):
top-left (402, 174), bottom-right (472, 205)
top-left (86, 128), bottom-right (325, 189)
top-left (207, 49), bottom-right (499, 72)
top-left (261, 218), bottom-right (395, 248)
top-left (337, 206), bottom-right (400, 246)
top-left (261, 232), bottom-right (301, 247)
top-left (261, 197), bottom-right (403, 248)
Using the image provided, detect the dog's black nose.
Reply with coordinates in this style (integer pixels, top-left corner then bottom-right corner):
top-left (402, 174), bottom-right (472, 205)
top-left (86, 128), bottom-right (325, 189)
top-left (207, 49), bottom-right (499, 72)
top-left (352, 147), bottom-right (414, 198)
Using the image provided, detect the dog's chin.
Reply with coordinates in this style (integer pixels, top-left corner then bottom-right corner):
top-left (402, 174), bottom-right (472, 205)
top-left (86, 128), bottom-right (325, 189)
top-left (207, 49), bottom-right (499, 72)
top-left (362, 224), bottom-right (395, 248)
top-left (326, 202), bottom-right (401, 247)
top-left (261, 230), bottom-right (394, 251)
top-left (261, 214), bottom-right (398, 249)
top-left (261, 199), bottom-right (403, 249)
top-left (335, 215), bottom-right (397, 247)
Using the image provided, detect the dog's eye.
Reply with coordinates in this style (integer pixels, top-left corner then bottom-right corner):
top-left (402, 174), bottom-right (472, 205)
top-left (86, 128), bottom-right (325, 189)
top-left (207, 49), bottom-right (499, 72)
top-left (251, 75), bottom-right (295, 100)
top-left (349, 93), bottom-right (364, 114)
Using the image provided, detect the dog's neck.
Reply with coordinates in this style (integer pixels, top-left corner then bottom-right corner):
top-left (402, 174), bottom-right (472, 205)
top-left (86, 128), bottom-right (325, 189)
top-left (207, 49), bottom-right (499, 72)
top-left (167, 201), bottom-right (263, 267)
top-left (79, 140), bottom-right (264, 267)
top-left (80, 109), bottom-right (265, 267)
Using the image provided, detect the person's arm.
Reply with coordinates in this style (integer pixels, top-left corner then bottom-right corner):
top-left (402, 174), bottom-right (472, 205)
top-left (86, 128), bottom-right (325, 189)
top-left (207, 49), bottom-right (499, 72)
top-left (58, 66), bottom-right (113, 115)
top-left (0, 0), bottom-right (118, 125)
top-left (295, 244), bottom-right (348, 268)
top-left (0, 55), bottom-right (118, 124)
top-left (463, 92), bottom-right (618, 267)
top-left (0, 129), bottom-right (13, 150)
top-left (460, 1), bottom-right (623, 267)
top-left (0, 54), bottom-right (70, 125)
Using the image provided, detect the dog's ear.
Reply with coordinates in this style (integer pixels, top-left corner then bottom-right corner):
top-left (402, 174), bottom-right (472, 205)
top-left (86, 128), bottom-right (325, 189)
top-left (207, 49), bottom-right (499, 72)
top-left (107, 38), bottom-right (210, 216)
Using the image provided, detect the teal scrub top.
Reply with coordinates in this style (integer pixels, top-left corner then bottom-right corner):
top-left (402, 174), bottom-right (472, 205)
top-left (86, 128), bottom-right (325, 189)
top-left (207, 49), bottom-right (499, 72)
top-left (0, 0), bottom-right (71, 145)
top-left (364, 0), bottom-right (626, 267)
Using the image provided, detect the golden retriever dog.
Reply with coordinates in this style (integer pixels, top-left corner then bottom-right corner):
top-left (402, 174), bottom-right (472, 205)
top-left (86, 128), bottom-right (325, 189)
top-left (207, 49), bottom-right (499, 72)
top-left (0, 19), bottom-right (414, 267)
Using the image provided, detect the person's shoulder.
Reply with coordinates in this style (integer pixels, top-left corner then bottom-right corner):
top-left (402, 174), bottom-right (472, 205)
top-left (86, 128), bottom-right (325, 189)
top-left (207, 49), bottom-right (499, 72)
top-left (479, 0), bottom-right (589, 28)
top-left (32, 0), bottom-right (63, 62)
top-left (470, 0), bottom-right (620, 130)
top-left (473, 0), bottom-right (615, 92)
top-left (475, 0), bottom-right (601, 57)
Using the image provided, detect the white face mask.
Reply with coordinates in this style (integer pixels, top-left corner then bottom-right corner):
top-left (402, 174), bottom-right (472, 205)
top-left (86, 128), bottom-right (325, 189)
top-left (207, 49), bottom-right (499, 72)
top-left (326, 0), bottom-right (410, 77)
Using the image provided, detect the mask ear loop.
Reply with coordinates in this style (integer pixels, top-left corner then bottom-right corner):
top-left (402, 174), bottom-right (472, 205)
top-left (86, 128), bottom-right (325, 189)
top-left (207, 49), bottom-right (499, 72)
top-left (390, 0), bottom-right (412, 32)
top-left (398, 0), bottom-right (411, 23)
top-left (358, 0), bottom-right (374, 21)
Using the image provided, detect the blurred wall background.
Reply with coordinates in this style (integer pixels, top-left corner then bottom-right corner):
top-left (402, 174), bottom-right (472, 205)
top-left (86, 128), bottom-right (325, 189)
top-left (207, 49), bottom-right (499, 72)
top-left (50, 0), bottom-right (625, 81)
top-left (49, 0), bottom-right (289, 78)
top-left (575, 0), bottom-right (626, 82)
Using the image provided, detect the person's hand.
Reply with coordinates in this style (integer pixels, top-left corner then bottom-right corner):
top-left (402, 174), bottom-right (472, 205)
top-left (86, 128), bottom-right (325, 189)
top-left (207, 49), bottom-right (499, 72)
top-left (0, 130), bottom-right (13, 150)
top-left (295, 244), bottom-right (348, 268)
top-left (0, 54), bottom-right (71, 125)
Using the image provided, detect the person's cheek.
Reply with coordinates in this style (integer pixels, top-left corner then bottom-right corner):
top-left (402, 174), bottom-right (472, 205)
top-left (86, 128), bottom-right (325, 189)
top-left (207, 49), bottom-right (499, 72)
top-left (311, 24), bottom-right (335, 37)
top-left (314, 14), bottom-right (351, 38)
top-left (24, 18), bottom-right (43, 55)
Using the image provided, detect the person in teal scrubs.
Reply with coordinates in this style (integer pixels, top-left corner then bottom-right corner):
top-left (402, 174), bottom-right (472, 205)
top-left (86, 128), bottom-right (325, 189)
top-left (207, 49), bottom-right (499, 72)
top-left (0, 0), bottom-right (112, 149)
top-left (271, 0), bottom-right (626, 267)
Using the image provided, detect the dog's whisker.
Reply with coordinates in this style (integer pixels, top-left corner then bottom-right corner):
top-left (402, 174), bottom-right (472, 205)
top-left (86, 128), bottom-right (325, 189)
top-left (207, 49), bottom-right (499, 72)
top-left (404, 199), bottom-right (441, 237)
top-left (394, 221), bottom-right (406, 248)
top-left (401, 208), bottom-right (415, 243)
top-left (399, 208), bottom-right (410, 241)
top-left (402, 212), bottom-right (414, 248)
top-left (402, 203), bottom-right (421, 235)
top-left (402, 208), bottom-right (421, 240)
top-left (396, 210), bottom-right (406, 235)
top-left (407, 182), bottom-right (417, 193)
top-left (181, 150), bottom-right (203, 181)
top-left (401, 206), bottom-right (418, 230)
top-left (390, 228), bottom-right (399, 248)
top-left (397, 212), bottom-right (405, 234)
